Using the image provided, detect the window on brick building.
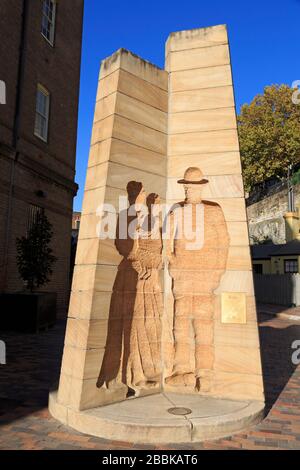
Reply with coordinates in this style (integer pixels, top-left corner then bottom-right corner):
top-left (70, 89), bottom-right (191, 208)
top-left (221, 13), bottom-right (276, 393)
top-left (34, 85), bottom-right (50, 142)
top-left (41, 0), bottom-right (56, 45)
top-left (0, 80), bottom-right (6, 104)
top-left (284, 259), bottom-right (298, 273)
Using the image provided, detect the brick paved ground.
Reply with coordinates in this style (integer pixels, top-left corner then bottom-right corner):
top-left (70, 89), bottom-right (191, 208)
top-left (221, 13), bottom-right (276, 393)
top-left (0, 307), bottom-right (300, 450)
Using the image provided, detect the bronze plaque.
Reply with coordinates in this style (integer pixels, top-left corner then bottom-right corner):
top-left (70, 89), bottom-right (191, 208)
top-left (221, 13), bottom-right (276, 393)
top-left (221, 292), bottom-right (247, 324)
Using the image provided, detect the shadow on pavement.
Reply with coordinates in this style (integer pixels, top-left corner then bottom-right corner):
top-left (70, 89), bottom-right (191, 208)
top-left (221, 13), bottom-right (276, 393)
top-left (258, 313), bottom-right (300, 414)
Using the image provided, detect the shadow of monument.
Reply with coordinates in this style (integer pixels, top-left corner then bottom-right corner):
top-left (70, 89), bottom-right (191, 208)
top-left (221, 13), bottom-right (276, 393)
top-left (96, 261), bottom-right (138, 393)
top-left (258, 313), bottom-right (300, 413)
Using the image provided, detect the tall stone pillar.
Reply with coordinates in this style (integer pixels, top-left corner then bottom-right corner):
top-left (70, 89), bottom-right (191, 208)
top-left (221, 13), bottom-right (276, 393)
top-left (164, 25), bottom-right (264, 401)
top-left (55, 49), bottom-right (168, 414)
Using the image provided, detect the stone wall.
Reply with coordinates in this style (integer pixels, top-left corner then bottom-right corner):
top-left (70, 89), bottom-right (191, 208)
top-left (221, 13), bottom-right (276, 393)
top-left (247, 184), bottom-right (300, 244)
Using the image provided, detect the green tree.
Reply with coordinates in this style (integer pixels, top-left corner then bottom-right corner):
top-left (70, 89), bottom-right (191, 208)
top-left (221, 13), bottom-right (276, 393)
top-left (16, 210), bottom-right (57, 292)
top-left (238, 84), bottom-right (300, 192)
top-left (291, 168), bottom-right (300, 186)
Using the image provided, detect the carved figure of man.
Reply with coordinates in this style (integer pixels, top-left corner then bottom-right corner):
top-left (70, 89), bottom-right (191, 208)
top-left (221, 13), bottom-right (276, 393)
top-left (165, 167), bottom-right (229, 391)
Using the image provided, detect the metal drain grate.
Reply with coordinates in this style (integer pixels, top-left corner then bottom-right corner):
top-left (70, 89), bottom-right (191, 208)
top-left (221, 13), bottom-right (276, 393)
top-left (167, 407), bottom-right (192, 416)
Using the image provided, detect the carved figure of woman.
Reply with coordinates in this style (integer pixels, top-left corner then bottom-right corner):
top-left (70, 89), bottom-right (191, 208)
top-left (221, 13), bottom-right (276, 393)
top-left (97, 182), bottom-right (163, 395)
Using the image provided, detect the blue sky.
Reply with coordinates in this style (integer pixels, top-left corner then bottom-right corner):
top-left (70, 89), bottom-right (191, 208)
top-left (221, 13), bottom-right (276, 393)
top-left (74, 0), bottom-right (300, 211)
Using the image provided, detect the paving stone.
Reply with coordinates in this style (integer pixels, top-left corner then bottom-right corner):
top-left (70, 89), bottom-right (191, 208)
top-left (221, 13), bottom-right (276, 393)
top-left (0, 312), bottom-right (300, 449)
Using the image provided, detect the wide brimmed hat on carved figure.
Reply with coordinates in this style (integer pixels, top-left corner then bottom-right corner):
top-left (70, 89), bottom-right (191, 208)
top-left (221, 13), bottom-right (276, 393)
top-left (178, 167), bottom-right (209, 185)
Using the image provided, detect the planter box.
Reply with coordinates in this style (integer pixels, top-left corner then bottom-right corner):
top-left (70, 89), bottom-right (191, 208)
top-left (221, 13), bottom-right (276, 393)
top-left (0, 292), bottom-right (57, 333)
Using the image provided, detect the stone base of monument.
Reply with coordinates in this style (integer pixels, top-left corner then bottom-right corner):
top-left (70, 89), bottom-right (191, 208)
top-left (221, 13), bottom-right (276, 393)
top-left (49, 391), bottom-right (264, 444)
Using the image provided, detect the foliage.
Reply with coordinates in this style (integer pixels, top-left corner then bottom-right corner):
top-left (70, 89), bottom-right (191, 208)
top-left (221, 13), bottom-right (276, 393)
top-left (16, 210), bottom-right (57, 292)
top-left (238, 84), bottom-right (300, 192)
top-left (291, 168), bottom-right (300, 186)
top-left (250, 235), bottom-right (273, 245)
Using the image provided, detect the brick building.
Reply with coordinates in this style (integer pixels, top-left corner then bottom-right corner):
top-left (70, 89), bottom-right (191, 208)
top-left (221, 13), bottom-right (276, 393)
top-left (0, 0), bottom-right (84, 315)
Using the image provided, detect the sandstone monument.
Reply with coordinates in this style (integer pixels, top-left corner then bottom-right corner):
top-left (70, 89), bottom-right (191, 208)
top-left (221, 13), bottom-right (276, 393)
top-left (50, 24), bottom-right (265, 443)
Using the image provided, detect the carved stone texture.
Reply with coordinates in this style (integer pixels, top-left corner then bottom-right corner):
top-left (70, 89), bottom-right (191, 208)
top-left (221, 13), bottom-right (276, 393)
top-left (165, 168), bottom-right (230, 392)
top-left (97, 182), bottom-right (163, 395)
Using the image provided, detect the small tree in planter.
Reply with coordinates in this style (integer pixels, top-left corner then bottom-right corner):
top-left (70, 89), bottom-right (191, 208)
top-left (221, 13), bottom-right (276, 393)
top-left (0, 210), bottom-right (58, 333)
top-left (16, 210), bottom-right (57, 292)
